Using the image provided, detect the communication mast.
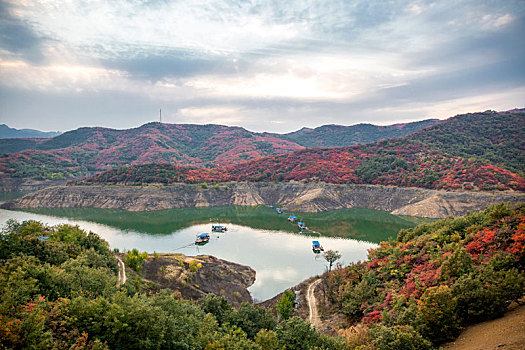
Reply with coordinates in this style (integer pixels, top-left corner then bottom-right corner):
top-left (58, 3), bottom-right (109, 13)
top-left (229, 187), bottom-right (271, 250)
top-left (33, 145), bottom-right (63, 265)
top-left (160, 109), bottom-right (162, 123)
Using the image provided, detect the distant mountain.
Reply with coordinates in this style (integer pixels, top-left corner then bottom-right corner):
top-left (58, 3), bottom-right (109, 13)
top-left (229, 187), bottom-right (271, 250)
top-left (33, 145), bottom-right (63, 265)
top-left (0, 123), bottom-right (304, 179)
top-left (279, 119), bottom-right (439, 147)
top-left (0, 119), bottom-right (437, 180)
top-left (0, 124), bottom-right (62, 139)
top-left (76, 110), bottom-right (525, 192)
top-left (1, 110), bottom-right (522, 185)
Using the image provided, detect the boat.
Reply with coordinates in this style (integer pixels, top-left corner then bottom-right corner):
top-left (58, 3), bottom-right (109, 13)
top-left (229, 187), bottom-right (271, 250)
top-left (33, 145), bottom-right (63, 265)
top-left (312, 240), bottom-right (324, 253)
top-left (211, 225), bottom-right (227, 232)
top-left (276, 207), bottom-right (283, 214)
top-left (288, 215), bottom-right (298, 223)
top-left (298, 222), bottom-right (308, 230)
top-left (195, 233), bottom-right (210, 245)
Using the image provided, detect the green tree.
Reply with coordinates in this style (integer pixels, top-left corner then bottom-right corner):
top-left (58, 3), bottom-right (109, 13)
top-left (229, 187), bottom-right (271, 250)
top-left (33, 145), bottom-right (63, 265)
top-left (417, 285), bottom-right (461, 344)
top-left (276, 290), bottom-right (296, 321)
top-left (124, 248), bottom-right (149, 273)
top-left (323, 250), bottom-right (342, 271)
top-left (198, 294), bottom-right (234, 326)
top-left (368, 324), bottom-right (432, 350)
top-left (229, 302), bottom-right (276, 339)
top-left (275, 316), bottom-right (345, 350)
top-left (254, 329), bottom-right (280, 350)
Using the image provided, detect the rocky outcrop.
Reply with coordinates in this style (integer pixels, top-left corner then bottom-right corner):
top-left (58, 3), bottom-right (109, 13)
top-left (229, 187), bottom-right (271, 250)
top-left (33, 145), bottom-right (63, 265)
top-left (2, 182), bottom-right (524, 218)
top-left (140, 253), bottom-right (255, 307)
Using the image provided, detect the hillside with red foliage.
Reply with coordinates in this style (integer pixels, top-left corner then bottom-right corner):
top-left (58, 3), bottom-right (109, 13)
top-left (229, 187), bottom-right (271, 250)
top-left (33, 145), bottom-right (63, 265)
top-left (77, 137), bottom-right (525, 191)
top-left (409, 110), bottom-right (524, 176)
top-left (1, 110), bottom-right (523, 189)
top-left (318, 203), bottom-right (525, 347)
top-left (0, 118), bottom-right (442, 180)
top-left (0, 123), bottom-right (304, 179)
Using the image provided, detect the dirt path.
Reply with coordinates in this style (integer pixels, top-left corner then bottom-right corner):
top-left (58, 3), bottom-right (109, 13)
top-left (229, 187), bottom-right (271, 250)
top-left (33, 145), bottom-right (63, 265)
top-left (307, 278), bottom-right (322, 327)
top-left (116, 256), bottom-right (127, 286)
top-left (445, 304), bottom-right (525, 350)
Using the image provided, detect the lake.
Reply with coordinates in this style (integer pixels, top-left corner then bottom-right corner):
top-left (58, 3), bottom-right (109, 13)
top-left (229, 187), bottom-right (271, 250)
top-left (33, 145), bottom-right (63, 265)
top-left (0, 205), bottom-right (426, 301)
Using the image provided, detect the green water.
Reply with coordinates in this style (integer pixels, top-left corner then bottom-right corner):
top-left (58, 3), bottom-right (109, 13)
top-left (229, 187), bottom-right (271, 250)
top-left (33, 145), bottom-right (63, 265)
top-left (1, 205), bottom-right (431, 300)
top-left (18, 206), bottom-right (428, 243)
top-left (0, 190), bottom-right (30, 202)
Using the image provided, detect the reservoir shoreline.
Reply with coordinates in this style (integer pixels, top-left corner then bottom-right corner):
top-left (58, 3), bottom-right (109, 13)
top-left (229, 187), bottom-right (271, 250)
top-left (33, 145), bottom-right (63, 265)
top-left (3, 182), bottom-right (524, 218)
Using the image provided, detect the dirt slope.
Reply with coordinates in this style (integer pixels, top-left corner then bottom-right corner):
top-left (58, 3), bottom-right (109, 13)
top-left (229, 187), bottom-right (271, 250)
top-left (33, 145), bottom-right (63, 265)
top-left (445, 303), bottom-right (525, 350)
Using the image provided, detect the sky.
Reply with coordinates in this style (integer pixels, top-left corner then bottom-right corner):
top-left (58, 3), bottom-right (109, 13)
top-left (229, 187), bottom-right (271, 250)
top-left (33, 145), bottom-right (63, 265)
top-left (0, 0), bottom-right (524, 133)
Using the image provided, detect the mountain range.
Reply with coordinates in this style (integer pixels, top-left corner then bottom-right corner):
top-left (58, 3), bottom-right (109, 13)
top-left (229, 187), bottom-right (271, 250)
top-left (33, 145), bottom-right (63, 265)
top-left (0, 124), bottom-right (62, 139)
top-left (0, 118), bottom-right (439, 179)
top-left (76, 110), bottom-right (525, 192)
top-left (1, 109), bottom-right (523, 192)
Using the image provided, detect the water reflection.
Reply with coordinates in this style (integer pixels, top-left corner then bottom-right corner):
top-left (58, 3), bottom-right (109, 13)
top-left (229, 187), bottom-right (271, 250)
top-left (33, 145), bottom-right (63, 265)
top-left (14, 205), bottom-right (428, 243)
top-left (0, 208), bottom-right (381, 300)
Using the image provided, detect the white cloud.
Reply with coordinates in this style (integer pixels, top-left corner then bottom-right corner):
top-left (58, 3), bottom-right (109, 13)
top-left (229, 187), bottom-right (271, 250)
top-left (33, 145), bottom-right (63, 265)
top-left (1, 0), bottom-right (523, 131)
top-left (373, 87), bottom-right (525, 124)
top-left (481, 14), bottom-right (515, 31)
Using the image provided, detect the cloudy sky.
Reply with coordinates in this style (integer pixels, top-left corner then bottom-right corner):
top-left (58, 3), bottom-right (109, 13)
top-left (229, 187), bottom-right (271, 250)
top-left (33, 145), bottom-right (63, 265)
top-left (1, 0), bottom-right (524, 133)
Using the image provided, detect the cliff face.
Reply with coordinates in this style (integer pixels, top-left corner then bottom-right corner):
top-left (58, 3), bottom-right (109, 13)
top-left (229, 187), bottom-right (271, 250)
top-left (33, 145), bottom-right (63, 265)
top-left (3, 182), bottom-right (524, 218)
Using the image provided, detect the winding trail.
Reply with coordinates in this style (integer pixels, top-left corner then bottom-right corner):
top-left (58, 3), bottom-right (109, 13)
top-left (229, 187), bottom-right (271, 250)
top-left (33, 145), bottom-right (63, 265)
top-left (307, 278), bottom-right (322, 328)
top-left (116, 256), bottom-right (127, 286)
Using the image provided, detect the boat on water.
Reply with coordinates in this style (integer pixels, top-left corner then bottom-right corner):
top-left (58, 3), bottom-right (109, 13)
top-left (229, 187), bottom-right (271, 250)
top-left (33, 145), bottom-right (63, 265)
top-left (298, 222), bottom-right (308, 230)
top-left (211, 225), bottom-right (227, 232)
top-left (195, 233), bottom-right (210, 245)
top-left (276, 207), bottom-right (283, 214)
top-left (288, 215), bottom-right (298, 223)
top-left (312, 240), bottom-right (324, 253)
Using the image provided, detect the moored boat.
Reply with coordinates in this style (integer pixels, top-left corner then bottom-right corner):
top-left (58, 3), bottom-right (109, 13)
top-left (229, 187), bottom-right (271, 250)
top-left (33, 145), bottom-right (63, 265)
top-left (195, 233), bottom-right (210, 245)
top-left (211, 225), bottom-right (227, 232)
top-left (312, 240), bottom-right (324, 253)
top-left (288, 215), bottom-right (298, 223)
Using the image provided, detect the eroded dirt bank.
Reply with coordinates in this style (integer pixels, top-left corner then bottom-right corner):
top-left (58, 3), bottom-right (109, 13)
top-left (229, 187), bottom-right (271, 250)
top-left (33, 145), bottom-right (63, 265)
top-left (2, 182), bottom-right (524, 218)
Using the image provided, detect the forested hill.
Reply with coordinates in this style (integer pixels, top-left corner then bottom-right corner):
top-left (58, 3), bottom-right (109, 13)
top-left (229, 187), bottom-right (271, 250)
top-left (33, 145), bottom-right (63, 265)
top-left (0, 220), bottom-right (346, 349)
top-left (317, 202), bottom-right (525, 348)
top-left (78, 137), bottom-right (525, 191)
top-left (408, 110), bottom-right (525, 176)
top-left (1, 109), bottom-right (523, 182)
top-left (0, 123), bottom-right (303, 179)
top-left (279, 119), bottom-right (439, 148)
top-left (0, 119), bottom-right (437, 180)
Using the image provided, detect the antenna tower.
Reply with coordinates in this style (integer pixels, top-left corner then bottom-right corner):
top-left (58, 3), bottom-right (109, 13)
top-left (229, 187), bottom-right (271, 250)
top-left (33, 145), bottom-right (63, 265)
top-left (160, 109), bottom-right (162, 123)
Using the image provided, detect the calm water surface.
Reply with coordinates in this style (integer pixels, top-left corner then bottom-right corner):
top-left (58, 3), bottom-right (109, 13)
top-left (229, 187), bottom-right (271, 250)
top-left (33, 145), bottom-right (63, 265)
top-left (0, 205), bottom-right (426, 301)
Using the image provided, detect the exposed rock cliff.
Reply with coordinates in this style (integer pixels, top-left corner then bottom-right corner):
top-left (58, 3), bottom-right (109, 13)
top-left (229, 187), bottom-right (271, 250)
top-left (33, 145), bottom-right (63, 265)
top-left (3, 182), bottom-right (524, 218)
top-left (139, 253), bottom-right (255, 307)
